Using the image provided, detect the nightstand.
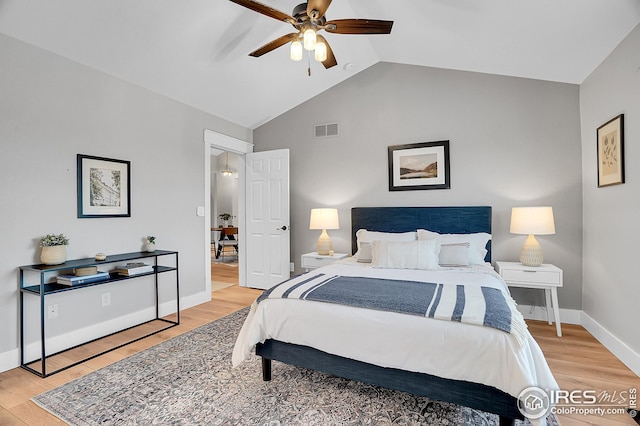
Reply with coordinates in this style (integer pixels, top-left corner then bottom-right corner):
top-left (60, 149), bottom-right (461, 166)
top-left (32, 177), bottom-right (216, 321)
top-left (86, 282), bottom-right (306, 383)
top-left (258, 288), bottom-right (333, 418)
top-left (495, 261), bottom-right (563, 337)
top-left (301, 252), bottom-right (349, 272)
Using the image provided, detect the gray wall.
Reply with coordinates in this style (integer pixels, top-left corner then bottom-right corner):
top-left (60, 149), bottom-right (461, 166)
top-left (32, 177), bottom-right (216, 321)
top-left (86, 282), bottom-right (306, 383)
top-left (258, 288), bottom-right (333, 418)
top-left (0, 33), bottom-right (250, 362)
top-left (254, 62), bottom-right (583, 310)
top-left (580, 24), bottom-right (640, 355)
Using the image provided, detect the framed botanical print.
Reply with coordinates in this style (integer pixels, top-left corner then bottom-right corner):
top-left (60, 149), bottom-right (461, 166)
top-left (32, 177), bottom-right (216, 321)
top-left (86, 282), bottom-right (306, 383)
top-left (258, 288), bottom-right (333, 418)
top-left (597, 114), bottom-right (624, 187)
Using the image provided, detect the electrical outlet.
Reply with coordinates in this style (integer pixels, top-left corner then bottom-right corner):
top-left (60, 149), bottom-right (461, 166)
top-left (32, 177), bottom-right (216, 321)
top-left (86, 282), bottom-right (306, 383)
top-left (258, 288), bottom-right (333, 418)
top-left (101, 292), bottom-right (111, 307)
top-left (290, 262), bottom-right (294, 272)
top-left (47, 304), bottom-right (58, 319)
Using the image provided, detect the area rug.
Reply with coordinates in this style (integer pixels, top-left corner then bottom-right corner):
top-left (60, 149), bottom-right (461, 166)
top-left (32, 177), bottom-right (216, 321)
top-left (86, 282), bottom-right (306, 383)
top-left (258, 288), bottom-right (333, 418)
top-left (33, 308), bottom-right (557, 425)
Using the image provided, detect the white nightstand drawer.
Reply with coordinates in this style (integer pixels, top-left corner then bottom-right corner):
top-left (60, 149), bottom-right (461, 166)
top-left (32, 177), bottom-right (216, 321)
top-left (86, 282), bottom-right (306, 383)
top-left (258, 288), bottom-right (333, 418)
top-left (302, 255), bottom-right (331, 269)
top-left (501, 269), bottom-right (560, 285)
top-left (301, 252), bottom-right (349, 271)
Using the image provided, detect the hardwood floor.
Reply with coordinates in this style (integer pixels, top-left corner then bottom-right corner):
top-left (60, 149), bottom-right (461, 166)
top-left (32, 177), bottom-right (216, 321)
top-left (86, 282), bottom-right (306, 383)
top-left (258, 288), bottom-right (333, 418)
top-left (527, 321), bottom-right (640, 425)
top-left (211, 259), bottom-right (239, 289)
top-left (1, 269), bottom-right (638, 425)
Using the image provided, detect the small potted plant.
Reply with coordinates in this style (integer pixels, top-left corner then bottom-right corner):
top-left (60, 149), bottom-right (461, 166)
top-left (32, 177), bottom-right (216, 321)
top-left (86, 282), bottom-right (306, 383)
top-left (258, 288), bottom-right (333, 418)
top-left (218, 213), bottom-right (233, 227)
top-left (145, 236), bottom-right (156, 252)
top-left (40, 233), bottom-right (69, 265)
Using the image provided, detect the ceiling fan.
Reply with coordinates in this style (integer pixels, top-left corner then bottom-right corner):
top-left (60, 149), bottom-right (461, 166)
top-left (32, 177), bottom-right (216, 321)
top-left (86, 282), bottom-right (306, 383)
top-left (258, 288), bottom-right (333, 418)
top-left (229, 0), bottom-right (393, 74)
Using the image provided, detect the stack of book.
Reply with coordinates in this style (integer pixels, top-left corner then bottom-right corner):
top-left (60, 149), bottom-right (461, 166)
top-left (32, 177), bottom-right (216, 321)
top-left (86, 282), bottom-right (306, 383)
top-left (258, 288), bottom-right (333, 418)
top-left (57, 271), bottom-right (110, 286)
top-left (74, 266), bottom-right (98, 276)
top-left (113, 262), bottom-right (154, 276)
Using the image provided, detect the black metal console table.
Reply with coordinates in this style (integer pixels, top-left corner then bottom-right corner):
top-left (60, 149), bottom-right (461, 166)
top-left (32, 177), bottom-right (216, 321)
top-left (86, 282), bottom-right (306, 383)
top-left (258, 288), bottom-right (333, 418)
top-left (19, 250), bottom-right (180, 377)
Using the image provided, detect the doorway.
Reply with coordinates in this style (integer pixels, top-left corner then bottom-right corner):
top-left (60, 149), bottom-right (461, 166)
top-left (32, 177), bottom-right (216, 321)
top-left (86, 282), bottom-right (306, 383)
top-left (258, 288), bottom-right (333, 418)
top-left (211, 151), bottom-right (239, 292)
top-left (203, 130), bottom-right (291, 293)
top-left (203, 130), bottom-right (254, 294)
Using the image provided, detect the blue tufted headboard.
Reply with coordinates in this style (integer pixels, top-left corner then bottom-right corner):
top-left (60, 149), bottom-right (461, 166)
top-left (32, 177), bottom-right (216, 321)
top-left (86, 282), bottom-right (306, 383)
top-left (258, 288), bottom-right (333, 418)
top-left (351, 206), bottom-right (492, 262)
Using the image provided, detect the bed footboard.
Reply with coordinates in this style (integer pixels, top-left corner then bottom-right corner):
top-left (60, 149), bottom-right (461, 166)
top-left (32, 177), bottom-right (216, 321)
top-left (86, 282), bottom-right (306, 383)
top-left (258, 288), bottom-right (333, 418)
top-left (256, 339), bottom-right (522, 424)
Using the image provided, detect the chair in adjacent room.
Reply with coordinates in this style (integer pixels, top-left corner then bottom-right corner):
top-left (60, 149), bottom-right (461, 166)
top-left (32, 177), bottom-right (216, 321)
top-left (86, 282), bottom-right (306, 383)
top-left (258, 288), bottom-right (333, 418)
top-left (216, 227), bottom-right (238, 262)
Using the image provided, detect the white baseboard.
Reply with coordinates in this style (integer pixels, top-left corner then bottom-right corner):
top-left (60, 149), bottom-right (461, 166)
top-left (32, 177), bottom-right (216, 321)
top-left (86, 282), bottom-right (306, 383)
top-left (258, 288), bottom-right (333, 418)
top-left (0, 290), bottom-right (211, 374)
top-left (517, 304), bottom-right (582, 325)
top-left (179, 289), bottom-right (211, 312)
top-left (581, 312), bottom-right (640, 377)
top-left (518, 304), bottom-right (640, 377)
top-left (0, 348), bottom-right (19, 375)
top-left (23, 307), bottom-right (156, 360)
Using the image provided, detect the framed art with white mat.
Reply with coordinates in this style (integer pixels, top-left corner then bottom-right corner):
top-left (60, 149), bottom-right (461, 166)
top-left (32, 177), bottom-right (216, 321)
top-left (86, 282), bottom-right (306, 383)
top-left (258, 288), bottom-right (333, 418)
top-left (597, 114), bottom-right (624, 187)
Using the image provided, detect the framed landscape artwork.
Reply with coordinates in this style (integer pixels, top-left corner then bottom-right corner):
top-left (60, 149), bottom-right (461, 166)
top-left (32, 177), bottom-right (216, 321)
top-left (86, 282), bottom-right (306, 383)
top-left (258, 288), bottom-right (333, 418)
top-left (388, 140), bottom-right (450, 191)
top-left (597, 114), bottom-right (624, 187)
top-left (77, 154), bottom-right (131, 218)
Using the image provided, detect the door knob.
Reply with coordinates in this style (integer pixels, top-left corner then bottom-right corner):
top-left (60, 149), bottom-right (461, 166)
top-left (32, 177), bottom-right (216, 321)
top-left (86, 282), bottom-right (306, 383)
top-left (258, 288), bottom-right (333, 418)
top-left (277, 226), bottom-right (288, 231)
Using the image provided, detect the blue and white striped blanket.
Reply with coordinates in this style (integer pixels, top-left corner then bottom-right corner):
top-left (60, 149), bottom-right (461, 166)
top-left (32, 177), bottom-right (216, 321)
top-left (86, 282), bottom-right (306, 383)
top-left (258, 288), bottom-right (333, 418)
top-left (258, 273), bottom-right (527, 347)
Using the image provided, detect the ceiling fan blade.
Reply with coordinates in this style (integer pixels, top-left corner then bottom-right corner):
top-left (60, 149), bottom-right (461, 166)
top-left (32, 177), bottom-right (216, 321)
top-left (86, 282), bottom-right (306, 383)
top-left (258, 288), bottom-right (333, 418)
top-left (307, 0), bottom-right (332, 20)
top-left (229, 0), bottom-right (295, 24)
top-left (249, 33), bottom-right (299, 57)
top-left (325, 19), bottom-right (394, 35)
top-left (317, 35), bottom-right (337, 69)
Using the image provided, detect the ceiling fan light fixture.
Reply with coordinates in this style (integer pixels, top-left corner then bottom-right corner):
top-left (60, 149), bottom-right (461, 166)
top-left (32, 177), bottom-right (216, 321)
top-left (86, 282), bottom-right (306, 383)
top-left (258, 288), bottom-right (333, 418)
top-left (314, 41), bottom-right (327, 62)
top-left (303, 28), bottom-right (317, 51)
top-left (290, 40), bottom-right (303, 61)
top-left (230, 0), bottom-right (394, 73)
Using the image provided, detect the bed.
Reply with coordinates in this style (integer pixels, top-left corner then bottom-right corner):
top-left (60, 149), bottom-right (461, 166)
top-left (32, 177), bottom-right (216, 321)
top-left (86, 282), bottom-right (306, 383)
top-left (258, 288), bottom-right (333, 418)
top-left (233, 206), bottom-right (557, 425)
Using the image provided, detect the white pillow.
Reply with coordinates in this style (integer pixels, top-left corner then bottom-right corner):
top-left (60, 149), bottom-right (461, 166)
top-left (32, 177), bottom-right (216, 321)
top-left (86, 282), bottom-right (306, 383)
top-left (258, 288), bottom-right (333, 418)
top-left (438, 242), bottom-right (471, 266)
top-left (417, 229), bottom-right (491, 264)
top-left (357, 242), bottom-right (372, 263)
top-left (371, 239), bottom-right (439, 270)
top-left (355, 229), bottom-right (417, 256)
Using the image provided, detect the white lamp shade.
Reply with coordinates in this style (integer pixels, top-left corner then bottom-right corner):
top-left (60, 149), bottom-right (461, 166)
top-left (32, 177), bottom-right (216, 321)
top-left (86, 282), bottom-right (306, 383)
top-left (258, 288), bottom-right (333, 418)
top-left (309, 208), bottom-right (339, 230)
top-left (511, 206), bottom-right (555, 266)
top-left (510, 207), bottom-right (555, 235)
top-left (290, 40), bottom-right (302, 61)
top-left (303, 28), bottom-right (317, 51)
top-left (314, 41), bottom-right (327, 62)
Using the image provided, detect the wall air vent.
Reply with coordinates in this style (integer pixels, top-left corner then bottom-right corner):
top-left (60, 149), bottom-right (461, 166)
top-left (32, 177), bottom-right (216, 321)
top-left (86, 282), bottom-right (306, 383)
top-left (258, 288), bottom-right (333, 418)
top-left (314, 123), bottom-right (339, 138)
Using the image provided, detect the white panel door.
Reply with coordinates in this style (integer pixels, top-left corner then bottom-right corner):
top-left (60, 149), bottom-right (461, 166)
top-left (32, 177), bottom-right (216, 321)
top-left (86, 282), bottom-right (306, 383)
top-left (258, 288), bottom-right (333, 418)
top-left (245, 149), bottom-right (290, 289)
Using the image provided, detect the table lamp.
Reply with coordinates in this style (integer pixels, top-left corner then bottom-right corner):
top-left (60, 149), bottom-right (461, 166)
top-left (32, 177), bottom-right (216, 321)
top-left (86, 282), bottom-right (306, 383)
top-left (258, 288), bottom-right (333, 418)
top-left (510, 207), bottom-right (555, 266)
top-left (309, 208), bottom-right (339, 255)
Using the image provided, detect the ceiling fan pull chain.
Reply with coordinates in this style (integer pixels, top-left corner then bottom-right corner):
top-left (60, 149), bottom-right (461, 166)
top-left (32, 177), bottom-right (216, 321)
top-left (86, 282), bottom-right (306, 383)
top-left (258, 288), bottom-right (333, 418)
top-left (308, 51), bottom-right (312, 76)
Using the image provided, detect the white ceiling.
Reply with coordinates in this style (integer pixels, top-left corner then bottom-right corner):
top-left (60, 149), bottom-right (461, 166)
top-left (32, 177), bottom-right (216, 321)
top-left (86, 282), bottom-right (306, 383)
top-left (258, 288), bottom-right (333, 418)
top-left (1, 0), bottom-right (640, 130)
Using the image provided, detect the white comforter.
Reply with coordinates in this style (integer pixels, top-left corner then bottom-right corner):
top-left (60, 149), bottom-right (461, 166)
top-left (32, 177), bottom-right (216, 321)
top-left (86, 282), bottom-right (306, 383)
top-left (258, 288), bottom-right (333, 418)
top-left (233, 259), bottom-right (558, 406)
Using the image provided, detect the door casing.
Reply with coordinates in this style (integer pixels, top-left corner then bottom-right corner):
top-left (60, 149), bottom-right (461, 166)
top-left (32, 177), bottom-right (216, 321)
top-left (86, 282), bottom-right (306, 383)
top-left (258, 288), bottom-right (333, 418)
top-left (204, 130), bottom-right (253, 289)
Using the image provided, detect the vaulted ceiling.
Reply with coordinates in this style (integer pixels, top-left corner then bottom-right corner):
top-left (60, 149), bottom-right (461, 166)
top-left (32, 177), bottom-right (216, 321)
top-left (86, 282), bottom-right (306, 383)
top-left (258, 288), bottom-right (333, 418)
top-left (1, 0), bottom-right (639, 129)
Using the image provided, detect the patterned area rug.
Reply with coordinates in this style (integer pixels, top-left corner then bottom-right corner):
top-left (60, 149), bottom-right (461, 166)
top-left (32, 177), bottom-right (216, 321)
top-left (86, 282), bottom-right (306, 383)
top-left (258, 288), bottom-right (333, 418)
top-left (33, 308), bottom-right (557, 425)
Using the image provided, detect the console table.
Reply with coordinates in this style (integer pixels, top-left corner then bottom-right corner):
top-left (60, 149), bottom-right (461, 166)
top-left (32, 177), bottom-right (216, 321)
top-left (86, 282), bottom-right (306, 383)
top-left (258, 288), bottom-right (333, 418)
top-left (19, 250), bottom-right (180, 377)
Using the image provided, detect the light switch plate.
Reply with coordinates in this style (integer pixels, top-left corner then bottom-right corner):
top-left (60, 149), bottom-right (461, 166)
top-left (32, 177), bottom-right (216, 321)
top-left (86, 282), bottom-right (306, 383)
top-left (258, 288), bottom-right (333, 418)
top-left (196, 206), bottom-right (205, 217)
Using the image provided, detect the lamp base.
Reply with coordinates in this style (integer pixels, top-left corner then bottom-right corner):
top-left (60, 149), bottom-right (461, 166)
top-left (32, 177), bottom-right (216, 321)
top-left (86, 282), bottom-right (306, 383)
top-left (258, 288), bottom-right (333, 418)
top-left (520, 234), bottom-right (543, 267)
top-left (316, 229), bottom-right (333, 256)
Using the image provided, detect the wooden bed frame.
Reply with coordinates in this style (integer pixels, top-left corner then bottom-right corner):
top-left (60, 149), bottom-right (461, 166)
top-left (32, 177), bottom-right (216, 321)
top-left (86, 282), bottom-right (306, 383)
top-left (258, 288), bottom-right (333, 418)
top-left (256, 206), bottom-right (524, 425)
